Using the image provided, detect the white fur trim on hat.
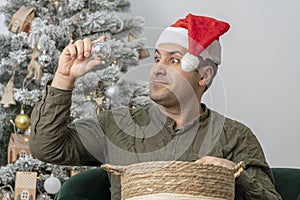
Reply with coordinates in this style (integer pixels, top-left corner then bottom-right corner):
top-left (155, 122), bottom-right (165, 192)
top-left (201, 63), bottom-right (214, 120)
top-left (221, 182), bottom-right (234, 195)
top-left (156, 27), bottom-right (188, 49)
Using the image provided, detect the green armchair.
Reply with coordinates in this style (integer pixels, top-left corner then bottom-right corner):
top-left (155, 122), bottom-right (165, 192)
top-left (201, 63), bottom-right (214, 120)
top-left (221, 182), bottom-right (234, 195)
top-left (55, 168), bottom-right (110, 200)
top-left (271, 168), bottom-right (300, 200)
top-left (55, 167), bottom-right (300, 200)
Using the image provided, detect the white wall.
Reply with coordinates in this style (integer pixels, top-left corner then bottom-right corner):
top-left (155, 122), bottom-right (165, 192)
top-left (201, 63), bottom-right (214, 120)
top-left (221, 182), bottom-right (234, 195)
top-left (1, 0), bottom-right (299, 167)
top-left (128, 0), bottom-right (300, 168)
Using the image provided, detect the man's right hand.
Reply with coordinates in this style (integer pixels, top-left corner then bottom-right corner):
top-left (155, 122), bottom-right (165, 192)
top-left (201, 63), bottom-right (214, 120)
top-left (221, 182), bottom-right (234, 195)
top-left (51, 36), bottom-right (105, 90)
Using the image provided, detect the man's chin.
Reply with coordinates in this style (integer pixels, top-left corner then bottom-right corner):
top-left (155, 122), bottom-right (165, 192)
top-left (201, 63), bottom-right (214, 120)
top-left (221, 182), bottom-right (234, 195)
top-left (150, 86), bottom-right (173, 102)
top-left (150, 93), bottom-right (163, 103)
top-left (150, 91), bottom-right (172, 103)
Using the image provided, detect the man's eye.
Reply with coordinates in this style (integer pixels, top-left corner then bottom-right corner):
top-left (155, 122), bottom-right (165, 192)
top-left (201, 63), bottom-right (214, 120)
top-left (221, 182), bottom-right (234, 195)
top-left (154, 56), bottom-right (160, 63)
top-left (170, 57), bottom-right (180, 64)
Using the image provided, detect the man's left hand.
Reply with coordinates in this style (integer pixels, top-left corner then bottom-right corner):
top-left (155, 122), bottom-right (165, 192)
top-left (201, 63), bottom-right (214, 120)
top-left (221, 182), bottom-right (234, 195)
top-left (195, 156), bottom-right (244, 178)
top-left (195, 156), bottom-right (236, 169)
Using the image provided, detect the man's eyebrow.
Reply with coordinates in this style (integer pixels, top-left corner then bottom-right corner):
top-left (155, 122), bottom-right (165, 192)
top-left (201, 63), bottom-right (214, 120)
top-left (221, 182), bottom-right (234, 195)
top-left (154, 49), bottom-right (160, 55)
top-left (169, 50), bottom-right (184, 56)
top-left (155, 49), bottom-right (184, 56)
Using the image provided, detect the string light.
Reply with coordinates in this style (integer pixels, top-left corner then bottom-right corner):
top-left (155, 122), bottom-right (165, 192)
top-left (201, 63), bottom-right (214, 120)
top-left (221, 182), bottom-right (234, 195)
top-left (23, 136), bottom-right (29, 142)
top-left (53, 0), bottom-right (59, 7)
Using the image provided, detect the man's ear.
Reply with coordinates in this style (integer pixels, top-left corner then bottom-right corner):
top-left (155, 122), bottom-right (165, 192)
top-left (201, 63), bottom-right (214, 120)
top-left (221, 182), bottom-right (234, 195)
top-left (198, 65), bottom-right (214, 87)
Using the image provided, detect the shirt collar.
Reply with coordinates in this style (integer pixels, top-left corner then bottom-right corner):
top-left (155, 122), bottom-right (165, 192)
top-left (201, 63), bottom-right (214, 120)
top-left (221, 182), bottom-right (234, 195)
top-left (149, 103), bottom-right (210, 130)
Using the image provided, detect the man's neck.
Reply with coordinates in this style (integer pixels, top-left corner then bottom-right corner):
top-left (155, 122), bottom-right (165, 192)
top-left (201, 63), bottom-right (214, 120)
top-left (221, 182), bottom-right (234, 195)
top-left (159, 103), bottom-right (204, 130)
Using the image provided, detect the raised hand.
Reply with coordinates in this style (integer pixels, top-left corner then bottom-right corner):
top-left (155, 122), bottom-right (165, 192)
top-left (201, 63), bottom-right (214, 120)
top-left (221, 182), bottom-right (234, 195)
top-left (52, 36), bottom-right (105, 90)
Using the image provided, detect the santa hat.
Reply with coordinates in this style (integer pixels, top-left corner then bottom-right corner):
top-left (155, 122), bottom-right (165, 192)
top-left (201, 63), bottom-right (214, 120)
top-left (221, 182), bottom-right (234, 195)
top-left (156, 14), bottom-right (230, 72)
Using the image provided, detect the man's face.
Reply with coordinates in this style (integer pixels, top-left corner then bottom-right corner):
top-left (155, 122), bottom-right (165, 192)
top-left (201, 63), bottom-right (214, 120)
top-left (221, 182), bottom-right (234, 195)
top-left (149, 43), bottom-right (202, 107)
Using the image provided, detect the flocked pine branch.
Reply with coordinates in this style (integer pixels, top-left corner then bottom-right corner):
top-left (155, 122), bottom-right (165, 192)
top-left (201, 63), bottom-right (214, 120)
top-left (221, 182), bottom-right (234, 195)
top-left (0, 3), bottom-right (153, 194)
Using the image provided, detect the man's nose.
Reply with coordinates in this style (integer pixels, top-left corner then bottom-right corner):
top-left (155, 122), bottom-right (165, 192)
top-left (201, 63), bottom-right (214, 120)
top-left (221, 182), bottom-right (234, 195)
top-left (152, 63), bottom-right (168, 76)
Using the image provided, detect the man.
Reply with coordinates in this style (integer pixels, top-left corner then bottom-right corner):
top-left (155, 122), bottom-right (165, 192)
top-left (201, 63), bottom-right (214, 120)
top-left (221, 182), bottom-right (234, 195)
top-left (30, 14), bottom-right (281, 199)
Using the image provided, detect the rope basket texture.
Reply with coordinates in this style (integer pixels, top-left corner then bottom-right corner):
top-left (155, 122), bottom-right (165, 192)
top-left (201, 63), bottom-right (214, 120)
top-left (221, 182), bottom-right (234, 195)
top-left (101, 161), bottom-right (244, 200)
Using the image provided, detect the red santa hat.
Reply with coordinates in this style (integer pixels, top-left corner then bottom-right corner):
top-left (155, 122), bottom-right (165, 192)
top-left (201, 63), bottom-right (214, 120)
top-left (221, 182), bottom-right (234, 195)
top-left (156, 14), bottom-right (230, 72)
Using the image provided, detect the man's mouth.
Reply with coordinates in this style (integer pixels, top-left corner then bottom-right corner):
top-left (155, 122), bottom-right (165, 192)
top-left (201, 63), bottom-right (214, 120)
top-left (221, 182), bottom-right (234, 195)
top-left (150, 80), bottom-right (168, 87)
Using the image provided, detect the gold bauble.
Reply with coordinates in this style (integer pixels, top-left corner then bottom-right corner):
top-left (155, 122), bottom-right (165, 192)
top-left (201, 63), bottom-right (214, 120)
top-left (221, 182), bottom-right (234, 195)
top-left (14, 110), bottom-right (31, 130)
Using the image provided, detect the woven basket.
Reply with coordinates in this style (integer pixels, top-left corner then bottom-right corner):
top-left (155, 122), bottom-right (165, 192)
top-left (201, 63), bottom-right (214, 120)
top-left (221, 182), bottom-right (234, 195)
top-left (101, 161), bottom-right (244, 200)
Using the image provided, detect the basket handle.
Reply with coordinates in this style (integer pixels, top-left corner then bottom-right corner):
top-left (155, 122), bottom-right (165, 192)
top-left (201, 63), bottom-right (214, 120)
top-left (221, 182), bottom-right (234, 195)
top-left (101, 164), bottom-right (126, 176)
top-left (233, 161), bottom-right (245, 178)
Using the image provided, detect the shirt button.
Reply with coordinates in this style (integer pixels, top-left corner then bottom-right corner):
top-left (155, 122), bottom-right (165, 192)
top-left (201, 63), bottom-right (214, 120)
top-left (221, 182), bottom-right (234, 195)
top-left (49, 91), bottom-right (54, 96)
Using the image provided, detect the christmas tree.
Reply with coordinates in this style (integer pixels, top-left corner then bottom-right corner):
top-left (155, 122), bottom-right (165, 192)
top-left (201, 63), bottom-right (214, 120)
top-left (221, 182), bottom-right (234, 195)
top-left (0, 0), bottom-right (151, 198)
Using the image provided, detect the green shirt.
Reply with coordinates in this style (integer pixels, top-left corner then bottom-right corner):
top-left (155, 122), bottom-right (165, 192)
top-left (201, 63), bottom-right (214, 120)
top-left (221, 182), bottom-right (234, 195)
top-left (30, 85), bottom-right (282, 200)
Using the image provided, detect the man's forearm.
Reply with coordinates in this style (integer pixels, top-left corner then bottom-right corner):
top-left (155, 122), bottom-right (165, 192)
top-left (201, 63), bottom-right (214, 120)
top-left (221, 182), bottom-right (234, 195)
top-left (29, 85), bottom-right (99, 165)
top-left (30, 84), bottom-right (72, 163)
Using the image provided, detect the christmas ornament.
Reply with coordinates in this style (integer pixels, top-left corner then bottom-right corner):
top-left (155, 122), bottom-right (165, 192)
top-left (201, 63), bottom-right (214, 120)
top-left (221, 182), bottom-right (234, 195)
top-left (14, 108), bottom-right (31, 131)
top-left (84, 41), bottom-right (112, 71)
top-left (91, 41), bottom-right (111, 60)
top-left (138, 48), bottom-right (150, 60)
top-left (15, 172), bottom-right (37, 200)
top-left (44, 176), bottom-right (61, 194)
top-left (7, 133), bottom-right (31, 163)
top-left (0, 67), bottom-right (17, 107)
top-left (8, 6), bottom-right (35, 34)
top-left (26, 41), bottom-right (43, 84)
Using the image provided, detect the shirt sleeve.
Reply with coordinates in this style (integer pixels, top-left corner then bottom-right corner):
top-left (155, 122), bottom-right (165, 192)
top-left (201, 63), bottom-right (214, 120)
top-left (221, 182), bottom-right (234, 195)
top-left (29, 84), bottom-right (100, 166)
top-left (233, 128), bottom-right (282, 200)
top-left (211, 120), bottom-right (282, 200)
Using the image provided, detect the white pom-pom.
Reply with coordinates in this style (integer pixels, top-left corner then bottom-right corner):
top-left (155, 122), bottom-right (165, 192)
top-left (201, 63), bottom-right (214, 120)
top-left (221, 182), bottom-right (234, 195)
top-left (181, 53), bottom-right (199, 72)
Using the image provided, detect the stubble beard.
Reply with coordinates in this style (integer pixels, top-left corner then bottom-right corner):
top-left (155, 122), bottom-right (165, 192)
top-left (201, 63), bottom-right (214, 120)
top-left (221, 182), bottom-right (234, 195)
top-left (150, 86), bottom-right (179, 108)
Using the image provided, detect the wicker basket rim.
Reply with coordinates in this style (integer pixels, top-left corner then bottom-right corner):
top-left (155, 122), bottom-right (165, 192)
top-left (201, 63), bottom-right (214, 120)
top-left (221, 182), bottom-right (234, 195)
top-left (101, 160), bottom-right (244, 177)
